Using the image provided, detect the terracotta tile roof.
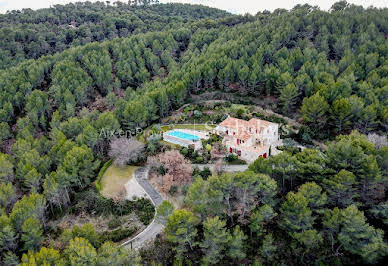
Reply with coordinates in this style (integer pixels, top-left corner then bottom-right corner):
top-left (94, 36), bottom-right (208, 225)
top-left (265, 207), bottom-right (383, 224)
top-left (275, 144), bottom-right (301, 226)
top-left (219, 116), bottom-right (276, 131)
top-left (219, 117), bottom-right (248, 128)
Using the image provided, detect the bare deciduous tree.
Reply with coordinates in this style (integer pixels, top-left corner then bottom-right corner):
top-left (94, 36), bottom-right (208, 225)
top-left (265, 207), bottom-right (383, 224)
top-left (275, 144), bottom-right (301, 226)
top-left (212, 159), bottom-right (225, 176)
top-left (367, 133), bottom-right (387, 150)
top-left (148, 150), bottom-right (193, 193)
top-left (108, 137), bottom-right (145, 167)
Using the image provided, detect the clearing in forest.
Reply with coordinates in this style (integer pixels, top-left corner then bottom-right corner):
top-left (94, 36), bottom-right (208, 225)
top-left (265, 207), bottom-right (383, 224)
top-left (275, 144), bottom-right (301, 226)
top-left (100, 165), bottom-right (138, 198)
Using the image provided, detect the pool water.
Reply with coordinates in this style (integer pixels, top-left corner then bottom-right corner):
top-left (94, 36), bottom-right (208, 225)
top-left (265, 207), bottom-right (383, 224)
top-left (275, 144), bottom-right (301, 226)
top-left (167, 130), bottom-right (200, 141)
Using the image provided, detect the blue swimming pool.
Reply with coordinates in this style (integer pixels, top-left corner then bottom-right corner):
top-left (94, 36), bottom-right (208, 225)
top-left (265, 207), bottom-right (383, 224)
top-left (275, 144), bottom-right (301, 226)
top-left (167, 130), bottom-right (200, 141)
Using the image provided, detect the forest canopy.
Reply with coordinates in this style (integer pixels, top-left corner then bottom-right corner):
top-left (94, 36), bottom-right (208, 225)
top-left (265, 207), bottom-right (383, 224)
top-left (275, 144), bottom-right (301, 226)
top-left (0, 1), bottom-right (233, 69)
top-left (0, 1), bottom-right (387, 265)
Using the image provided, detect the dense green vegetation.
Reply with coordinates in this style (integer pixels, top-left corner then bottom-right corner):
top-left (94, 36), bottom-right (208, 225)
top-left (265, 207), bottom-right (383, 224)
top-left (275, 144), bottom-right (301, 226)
top-left (150, 131), bottom-right (387, 265)
top-left (1, 1), bottom-right (386, 140)
top-left (0, 1), bottom-right (387, 265)
top-left (0, 1), bottom-right (232, 69)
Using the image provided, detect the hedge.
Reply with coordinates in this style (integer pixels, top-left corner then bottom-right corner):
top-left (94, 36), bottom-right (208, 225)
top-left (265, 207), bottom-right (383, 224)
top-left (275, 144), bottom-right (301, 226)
top-left (95, 158), bottom-right (113, 192)
top-left (100, 227), bottom-right (138, 243)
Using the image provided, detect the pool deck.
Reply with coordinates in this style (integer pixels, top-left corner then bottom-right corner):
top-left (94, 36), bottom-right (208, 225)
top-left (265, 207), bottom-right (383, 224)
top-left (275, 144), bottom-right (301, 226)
top-left (163, 129), bottom-right (209, 150)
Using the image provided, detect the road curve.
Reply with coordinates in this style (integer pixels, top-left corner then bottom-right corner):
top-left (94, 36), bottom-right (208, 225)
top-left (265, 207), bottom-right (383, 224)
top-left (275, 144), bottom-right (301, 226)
top-left (121, 167), bottom-right (164, 249)
top-left (121, 164), bottom-right (248, 248)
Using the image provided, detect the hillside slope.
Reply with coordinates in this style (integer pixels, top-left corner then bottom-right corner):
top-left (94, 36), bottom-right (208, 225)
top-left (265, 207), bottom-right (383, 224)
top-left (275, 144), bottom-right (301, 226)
top-left (0, 2), bottom-right (233, 69)
top-left (0, 2), bottom-right (388, 265)
top-left (1, 3), bottom-right (386, 140)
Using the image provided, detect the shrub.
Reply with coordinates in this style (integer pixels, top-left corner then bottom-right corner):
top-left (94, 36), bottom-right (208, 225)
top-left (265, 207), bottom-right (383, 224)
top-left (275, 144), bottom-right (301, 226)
top-left (169, 185), bottom-right (178, 196)
top-left (134, 198), bottom-right (155, 225)
top-left (226, 154), bottom-right (238, 162)
top-left (296, 126), bottom-right (313, 145)
top-left (152, 124), bottom-right (161, 133)
top-left (100, 227), bottom-right (138, 243)
top-left (146, 135), bottom-right (162, 155)
top-left (60, 223), bottom-right (101, 248)
top-left (237, 108), bottom-right (245, 118)
top-left (200, 167), bottom-right (212, 180)
top-left (225, 154), bottom-right (246, 165)
top-left (74, 189), bottom-right (155, 225)
top-left (108, 219), bottom-right (122, 230)
top-left (228, 158), bottom-right (247, 165)
top-left (193, 110), bottom-right (202, 118)
top-left (181, 147), bottom-right (189, 156)
top-left (251, 112), bottom-right (286, 125)
top-left (195, 156), bottom-right (203, 163)
top-left (224, 101), bottom-right (232, 108)
top-left (181, 185), bottom-right (189, 195)
top-left (95, 159), bottom-right (113, 192)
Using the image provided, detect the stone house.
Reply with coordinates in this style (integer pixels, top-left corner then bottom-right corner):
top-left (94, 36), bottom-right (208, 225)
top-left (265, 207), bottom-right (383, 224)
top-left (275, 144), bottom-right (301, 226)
top-left (215, 116), bottom-right (280, 162)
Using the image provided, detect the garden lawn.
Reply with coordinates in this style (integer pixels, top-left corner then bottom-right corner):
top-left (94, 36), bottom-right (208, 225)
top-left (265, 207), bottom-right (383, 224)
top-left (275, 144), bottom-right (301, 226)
top-left (100, 165), bottom-right (138, 198)
top-left (160, 124), bottom-right (216, 131)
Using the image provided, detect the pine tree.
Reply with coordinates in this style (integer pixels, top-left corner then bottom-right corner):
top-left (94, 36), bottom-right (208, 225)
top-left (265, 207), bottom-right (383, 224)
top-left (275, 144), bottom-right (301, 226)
top-left (322, 170), bottom-right (357, 208)
top-left (166, 210), bottom-right (198, 260)
top-left (21, 217), bottom-right (43, 252)
top-left (200, 216), bottom-right (231, 264)
top-left (227, 225), bottom-right (247, 261)
top-left (64, 237), bottom-right (97, 265)
top-left (156, 200), bottom-right (174, 225)
top-left (279, 83), bottom-right (298, 113)
top-left (21, 247), bottom-right (65, 266)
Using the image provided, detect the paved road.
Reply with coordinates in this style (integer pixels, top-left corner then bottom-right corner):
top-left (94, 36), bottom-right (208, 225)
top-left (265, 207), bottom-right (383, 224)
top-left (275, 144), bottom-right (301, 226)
top-left (122, 167), bottom-right (164, 249)
top-left (193, 164), bottom-right (249, 172)
top-left (121, 164), bottom-right (248, 249)
top-left (134, 167), bottom-right (163, 206)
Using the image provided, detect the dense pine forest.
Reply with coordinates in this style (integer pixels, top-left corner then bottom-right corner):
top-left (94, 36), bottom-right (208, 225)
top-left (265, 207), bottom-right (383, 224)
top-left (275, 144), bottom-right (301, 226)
top-left (0, 1), bottom-right (387, 265)
top-left (0, 1), bottom-right (232, 69)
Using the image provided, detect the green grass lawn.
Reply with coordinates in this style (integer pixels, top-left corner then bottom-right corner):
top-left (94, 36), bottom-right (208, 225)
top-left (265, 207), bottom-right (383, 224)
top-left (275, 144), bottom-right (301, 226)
top-left (100, 165), bottom-right (138, 198)
top-left (160, 140), bottom-right (181, 149)
top-left (160, 124), bottom-right (216, 131)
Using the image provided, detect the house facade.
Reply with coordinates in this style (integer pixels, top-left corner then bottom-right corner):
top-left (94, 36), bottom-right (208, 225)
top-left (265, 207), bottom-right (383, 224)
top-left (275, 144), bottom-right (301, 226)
top-left (215, 116), bottom-right (280, 162)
